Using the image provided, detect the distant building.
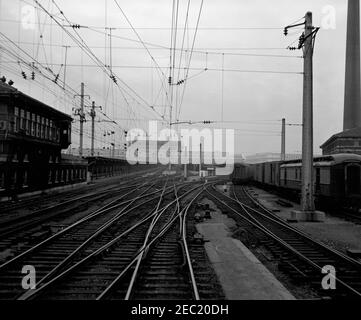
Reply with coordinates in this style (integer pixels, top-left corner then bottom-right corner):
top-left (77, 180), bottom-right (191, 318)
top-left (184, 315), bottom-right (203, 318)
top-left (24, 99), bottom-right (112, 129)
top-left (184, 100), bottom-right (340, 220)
top-left (245, 153), bottom-right (303, 164)
top-left (320, 127), bottom-right (361, 155)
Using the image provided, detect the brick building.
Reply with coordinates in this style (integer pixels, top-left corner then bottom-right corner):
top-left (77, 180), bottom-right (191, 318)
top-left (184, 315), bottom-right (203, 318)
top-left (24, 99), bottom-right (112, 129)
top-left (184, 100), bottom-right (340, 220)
top-left (320, 127), bottom-right (361, 155)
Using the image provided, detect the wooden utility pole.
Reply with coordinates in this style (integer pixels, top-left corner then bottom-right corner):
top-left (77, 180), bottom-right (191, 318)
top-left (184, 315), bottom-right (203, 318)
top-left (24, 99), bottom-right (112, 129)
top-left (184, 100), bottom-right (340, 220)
top-left (301, 12), bottom-right (315, 212)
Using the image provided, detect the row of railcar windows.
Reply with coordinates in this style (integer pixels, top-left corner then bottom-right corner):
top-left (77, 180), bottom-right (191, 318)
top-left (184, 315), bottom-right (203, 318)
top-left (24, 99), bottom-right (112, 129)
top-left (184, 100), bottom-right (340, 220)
top-left (14, 107), bottom-right (60, 142)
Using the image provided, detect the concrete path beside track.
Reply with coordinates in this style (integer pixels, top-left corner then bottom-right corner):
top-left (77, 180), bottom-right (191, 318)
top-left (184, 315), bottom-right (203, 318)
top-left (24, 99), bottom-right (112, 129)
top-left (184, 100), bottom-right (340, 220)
top-left (196, 198), bottom-right (295, 300)
top-left (247, 186), bottom-right (361, 255)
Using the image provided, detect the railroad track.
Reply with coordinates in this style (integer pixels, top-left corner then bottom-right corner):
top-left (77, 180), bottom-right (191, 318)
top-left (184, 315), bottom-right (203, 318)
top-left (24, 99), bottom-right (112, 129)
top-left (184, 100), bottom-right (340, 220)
top-left (0, 170), bottom-right (172, 245)
top-left (0, 179), bottom-right (173, 298)
top-left (248, 184), bottom-right (361, 226)
top-left (207, 184), bottom-right (361, 299)
top-left (0, 183), bottom-right (139, 240)
top-left (0, 168), bottom-right (161, 215)
top-left (100, 182), bottom-right (224, 300)
top-left (0, 176), bottom-right (172, 257)
top-left (0, 180), bottom-right (209, 300)
top-left (113, 185), bottom-right (204, 300)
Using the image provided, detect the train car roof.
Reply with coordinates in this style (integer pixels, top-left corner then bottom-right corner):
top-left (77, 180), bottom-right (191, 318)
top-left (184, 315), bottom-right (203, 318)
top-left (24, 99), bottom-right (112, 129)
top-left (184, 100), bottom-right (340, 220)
top-left (0, 82), bottom-right (72, 121)
top-left (234, 162), bottom-right (250, 167)
top-left (247, 160), bottom-right (282, 166)
top-left (281, 153), bottom-right (361, 168)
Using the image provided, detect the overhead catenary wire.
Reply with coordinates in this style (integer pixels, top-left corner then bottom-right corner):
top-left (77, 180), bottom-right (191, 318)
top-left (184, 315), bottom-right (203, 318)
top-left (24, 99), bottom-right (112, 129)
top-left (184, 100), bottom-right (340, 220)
top-left (0, 40), bottom-right (296, 52)
top-left (0, 2), bottom-right (172, 148)
top-left (177, 0), bottom-right (204, 121)
top-left (3, 16), bottom-right (304, 31)
top-left (112, 0), bottom-right (171, 107)
top-left (1, 30), bottom-right (149, 144)
top-left (175, 0), bottom-right (191, 120)
top-left (1, 1), bottom-right (306, 150)
top-left (34, 0), bottom-right (165, 122)
top-left (5, 62), bottom-right (302, 74)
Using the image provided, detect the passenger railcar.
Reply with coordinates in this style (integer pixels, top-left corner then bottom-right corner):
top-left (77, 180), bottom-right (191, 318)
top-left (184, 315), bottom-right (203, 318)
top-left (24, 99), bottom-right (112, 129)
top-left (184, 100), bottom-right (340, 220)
top-left (250, 154), bottom-right (361, 207)
top-left (280, 154), bottom-right (361, 206)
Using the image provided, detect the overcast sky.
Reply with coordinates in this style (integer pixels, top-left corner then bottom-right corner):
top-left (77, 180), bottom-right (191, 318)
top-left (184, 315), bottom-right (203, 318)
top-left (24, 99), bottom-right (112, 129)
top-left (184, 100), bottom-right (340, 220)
top-left (0, 0), bottom-right (351, 156)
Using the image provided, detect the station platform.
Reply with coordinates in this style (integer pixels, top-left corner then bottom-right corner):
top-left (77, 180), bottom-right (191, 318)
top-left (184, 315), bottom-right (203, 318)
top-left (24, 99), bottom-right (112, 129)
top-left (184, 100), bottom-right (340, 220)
top-left (246, 186), bottom-right (361, 256)
top-left (196, 198), bottom-right (295, 300)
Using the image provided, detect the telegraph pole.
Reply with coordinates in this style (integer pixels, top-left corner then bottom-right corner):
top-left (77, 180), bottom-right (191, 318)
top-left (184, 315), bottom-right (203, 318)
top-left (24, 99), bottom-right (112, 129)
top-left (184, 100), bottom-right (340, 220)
top-left (74, 83), bottom-right (90, 157)
top-left (90, 101), bottom-right (96, 156)
top-left (283, 12), bottom-right (322, 220)
top-left (79, 82), bottom-right (85, 156)
top-left (168, 79), bottom-right (173, 172)
top-left (281, 118), bottom-right (286, 161)
top-left (89, 101), bottom-right (102, 156)
top-left (301, 12), bottom-right (315, 212)
top-left (199, 143), bottom-right (202, 176)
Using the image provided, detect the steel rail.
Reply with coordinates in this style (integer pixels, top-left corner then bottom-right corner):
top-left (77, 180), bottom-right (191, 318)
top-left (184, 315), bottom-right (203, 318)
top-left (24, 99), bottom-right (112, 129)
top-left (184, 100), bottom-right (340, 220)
top-left (35, 181), bottom-right (160, 286)
top-left (18, 182), bottom-right (201, 300)
top-left (181, 187), bottom-right (205, 300)
top-left (240, 186), bottom-right (361, 269)
top-left (208, 185), bottom-right (361, 298)
top-left (0, 180), bottom-right (161, 271)
top-left (0, 169), bottom-right (156, 219)
top-left (124, 185), bottom-right (204, 300)
top-left (0, 184), bottom-right (136, 239)
top-left (96, 184), bottom-right (205, 300)
top-left (124, 183), bottom-right (170, 300)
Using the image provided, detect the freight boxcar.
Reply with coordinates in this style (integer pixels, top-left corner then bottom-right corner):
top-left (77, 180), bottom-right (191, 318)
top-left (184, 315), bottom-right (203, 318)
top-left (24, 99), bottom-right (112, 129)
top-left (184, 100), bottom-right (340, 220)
top-left (230, 162), bottom-right (253, 184)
